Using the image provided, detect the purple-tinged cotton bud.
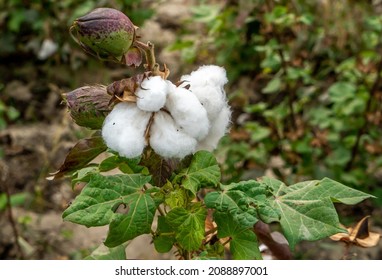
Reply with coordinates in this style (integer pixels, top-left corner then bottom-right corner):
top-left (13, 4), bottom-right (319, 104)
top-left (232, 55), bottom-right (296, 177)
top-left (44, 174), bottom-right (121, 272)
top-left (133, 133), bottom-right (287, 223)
top-left (70, 8), bottom-right (141, 65)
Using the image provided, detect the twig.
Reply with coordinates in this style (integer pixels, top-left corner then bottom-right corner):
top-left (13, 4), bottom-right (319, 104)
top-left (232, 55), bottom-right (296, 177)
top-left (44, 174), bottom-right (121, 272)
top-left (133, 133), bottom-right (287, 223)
top-left (204, 226), bottom-right (218, 237)
top-left (1, 163), bottom-right (24, 259)
top-left (133, 41), bottom-right (156, 71)
top-left (253, 221), bottom-right (292, 260)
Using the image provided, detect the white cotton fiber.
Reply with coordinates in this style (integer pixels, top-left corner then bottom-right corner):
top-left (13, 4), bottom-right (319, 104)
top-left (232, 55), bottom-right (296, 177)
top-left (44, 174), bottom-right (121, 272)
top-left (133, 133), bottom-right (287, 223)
top-left (190, 84), bottom-right (226, 121)
top-left (165, 86), bottom-right (210, 140)
top-left (150, 111), bottom-right (197, 158)
top-left (102, 102), bottom-right (151, 158)
top-left (180, 65), bottom-right (228, 88)
top-left (136, 76), bottom-right (169, 112)
top-left (196, 105), bottom-right (231, 151)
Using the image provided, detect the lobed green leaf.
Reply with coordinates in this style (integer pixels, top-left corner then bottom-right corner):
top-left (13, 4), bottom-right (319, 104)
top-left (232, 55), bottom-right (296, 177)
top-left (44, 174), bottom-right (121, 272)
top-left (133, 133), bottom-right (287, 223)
top-left (173, 151), bottom-right (221, 195)
top-left (63, 173), bottom-right (151, 227)
top-left (166, 203), bottom-right (207, 251)
top-left (214, 212), bottom-right (262, 260)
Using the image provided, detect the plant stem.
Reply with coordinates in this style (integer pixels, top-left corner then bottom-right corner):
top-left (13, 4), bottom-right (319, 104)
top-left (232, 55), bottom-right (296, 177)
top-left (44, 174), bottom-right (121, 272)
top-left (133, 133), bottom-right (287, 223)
top-left (134, 40), bottom-right (156, 71)
top-left (204, 226), bottom-right (217, 236)
top-left (1, 163), bottom-right (24, 259)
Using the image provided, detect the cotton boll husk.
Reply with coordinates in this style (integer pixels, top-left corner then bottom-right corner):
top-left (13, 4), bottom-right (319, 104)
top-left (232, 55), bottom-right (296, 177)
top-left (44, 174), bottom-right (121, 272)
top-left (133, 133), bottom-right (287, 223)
top-left (136, 76), bottom-right (168, 112)
top-left (196, 105), bottom-right (231, 151)
top-left (191, 84), bottom-right (226, 121)
top-left (102, 102), bottom-right (150, 158)
top-left (180, 65), bottom-right (228, 88)
top-left (150, 111), bottom-right (197, 159)
top-left (165, 86), bottom-right (210, 140)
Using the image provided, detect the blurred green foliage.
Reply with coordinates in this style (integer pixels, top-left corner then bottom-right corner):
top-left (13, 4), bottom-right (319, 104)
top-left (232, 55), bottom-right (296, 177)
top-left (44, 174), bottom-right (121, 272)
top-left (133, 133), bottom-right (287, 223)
top-left (172, 0), bottom-right (382, 195)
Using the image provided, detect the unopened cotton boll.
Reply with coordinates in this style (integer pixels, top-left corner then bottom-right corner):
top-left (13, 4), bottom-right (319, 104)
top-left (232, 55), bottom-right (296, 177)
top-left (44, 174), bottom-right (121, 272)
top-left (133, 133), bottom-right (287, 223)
top-left (136, 76), bottom-right (168, 112)
top-left (165, 87), bottom-right (210, 140)
top-left (180, 65), bottom-right (228, 88)
top-left (150, 111), bottom-right (197, 158)
top-left (196, 105), bottom-right (231, 151)
top-left (102, 102), bottom-right (150, 158)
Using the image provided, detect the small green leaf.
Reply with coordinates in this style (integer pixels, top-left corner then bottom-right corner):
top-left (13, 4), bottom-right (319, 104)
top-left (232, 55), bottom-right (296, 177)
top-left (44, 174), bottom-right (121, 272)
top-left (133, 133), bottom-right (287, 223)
top-left (53, 134), bottom-right (107, 178)
top-left (99, 155), bottom-right (144, 174)
top-left (63, 173), bottom-right (151, 227)
top-left (214, 212), bottom-right (262, 260)
top-left (328, 82), bottom-right (356, 103)
top-left (173, 151), bottom-right (221, 195)
top-left (85, 243), bottom-right (126, 260)
top-left (166, 203), bottom-right (207, 251)
top-left (0, 192), bottom-right (29, 211)
top-left (71, 166), bottom-right (98, 188)
top-left (153, 216), bottom-right (175, 253)
top-left (263, 77), bottom-right (282, 94)
top-left (164, 185), bottom-right (191, 209)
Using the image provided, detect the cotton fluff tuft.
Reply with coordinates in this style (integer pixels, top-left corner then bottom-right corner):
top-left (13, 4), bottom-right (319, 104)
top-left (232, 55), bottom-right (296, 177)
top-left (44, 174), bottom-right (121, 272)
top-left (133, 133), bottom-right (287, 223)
top-left (190, 85), bottom-right (225, 121)
top-left (150, 111), bottom-right (197, 158)
top-left (102, 102), bottom-right (150, 158)
top-left (196, 105), bottom-right (231, 151)
top-left (165, 86), bottom-right (210, 141)
top-left (136, 76), bottom-right (168, 112)
top-left (180, 65), bottom-right (228, 88)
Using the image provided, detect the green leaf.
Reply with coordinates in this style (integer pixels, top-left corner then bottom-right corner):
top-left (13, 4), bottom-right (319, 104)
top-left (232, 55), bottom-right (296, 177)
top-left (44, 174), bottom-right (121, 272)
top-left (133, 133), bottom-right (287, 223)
top-left (166, 203), bottom-right (207, 251)
top-left (104, 191), bottom-right (156, 247)
top-left (315, 177), bottom-right (375, 204)
top-left (263, 77), bottom-right (282, 94)
top-left (214, 212), bottom-right (262, 260)
top-left (99, 155), bottom-right (144, 174)
top-left (70, 166), bottom-right (98, 188)
top-left (153, 216), bottom-right (175, 253)
top-left (328, 82), bottom-right (356, 103)
top-left (63, 173), bottom-right (151, 227)
top-left (164, 184), bottom-right (192, 209)
top-left (205, 180), bottom-right (265, 227)
top-left (53, 134), bottom-right (107, 179)
top-left (173, 151), bottom-right (221, 195)
top-left (262, 177), bottom-right (373, 248)
top-left (0, 192), bottom-right (29, 211)
top-left (84, 243), bottom-right (126, 260)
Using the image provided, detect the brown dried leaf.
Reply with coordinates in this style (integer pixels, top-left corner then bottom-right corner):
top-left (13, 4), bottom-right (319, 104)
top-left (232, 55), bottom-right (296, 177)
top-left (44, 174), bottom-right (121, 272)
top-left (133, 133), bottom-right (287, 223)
top-left (330, 216), bottom-right (381, 248)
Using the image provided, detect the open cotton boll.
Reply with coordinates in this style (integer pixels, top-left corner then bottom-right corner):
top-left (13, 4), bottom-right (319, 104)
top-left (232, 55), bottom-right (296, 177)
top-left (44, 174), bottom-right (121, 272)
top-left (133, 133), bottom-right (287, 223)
top-left (180, 65), bottom-right (228, 88)
top-left (136, 76), bottom-right (168, 112)
top-left (102, 102), bottom-right (151, 158)
top-left (150, 111), bottom-right (197, 158)
top-left (196, 105), bottom-right (231, 151)
top-left (191, 84), bottom-right (226, 121)
top-left (165, 86), bottom-right (210, 140)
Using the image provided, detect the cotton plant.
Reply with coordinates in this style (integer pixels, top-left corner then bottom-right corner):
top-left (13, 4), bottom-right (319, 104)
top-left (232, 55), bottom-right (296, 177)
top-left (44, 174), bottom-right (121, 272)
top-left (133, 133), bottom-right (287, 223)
top-left (53, 8), bottom-right (377, 261)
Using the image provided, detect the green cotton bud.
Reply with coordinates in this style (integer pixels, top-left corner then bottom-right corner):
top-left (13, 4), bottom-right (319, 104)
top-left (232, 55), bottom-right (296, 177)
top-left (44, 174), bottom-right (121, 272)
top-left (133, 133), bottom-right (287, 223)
top-left (70, 8), bottom-right (138, 63)
top-left (63, 85), bottom-right (113, 130)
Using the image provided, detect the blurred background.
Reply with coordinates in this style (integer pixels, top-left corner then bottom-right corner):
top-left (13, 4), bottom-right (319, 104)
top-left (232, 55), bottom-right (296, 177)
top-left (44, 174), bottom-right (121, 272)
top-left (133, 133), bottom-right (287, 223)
top-left (0, 0), bottom-right (381, 259)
